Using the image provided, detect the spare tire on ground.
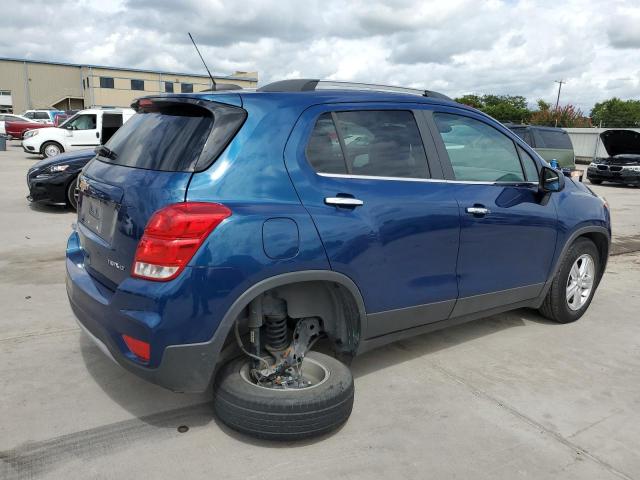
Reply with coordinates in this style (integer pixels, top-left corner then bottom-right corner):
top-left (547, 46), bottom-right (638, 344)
top-left (213, 351), bottom-right (354, 441)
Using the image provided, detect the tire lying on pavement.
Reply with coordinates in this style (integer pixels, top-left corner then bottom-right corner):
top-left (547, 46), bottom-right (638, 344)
top-left (213, 351), bottom-right (354, 441)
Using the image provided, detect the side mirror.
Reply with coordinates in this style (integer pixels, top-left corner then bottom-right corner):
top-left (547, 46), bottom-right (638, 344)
top-left (540, 166), bottom-right (565, 193)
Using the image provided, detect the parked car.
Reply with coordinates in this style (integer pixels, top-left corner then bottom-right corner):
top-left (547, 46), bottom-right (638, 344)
top-left (27, 149), bottom-right (94, 210)
top-left (505, 124), bottom-right (576, 168)
top-left (587, 129), bottom-right (640, 186)
top-left (0, 113), bottom-right (33, 135)
top-left (66, 80), bottom-right (610, 441)
top-left (22, 108), bottom-right (135, 157)
top-left (22, 109), bottom-right (64, 125)
top-left (53, 111), bottom-right (77, 126)
top-left (5, 119), bottom-right (52, 140)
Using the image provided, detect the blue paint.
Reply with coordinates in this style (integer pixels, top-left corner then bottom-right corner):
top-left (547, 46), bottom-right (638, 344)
top-left (66, 87), bottom-right (611, 374)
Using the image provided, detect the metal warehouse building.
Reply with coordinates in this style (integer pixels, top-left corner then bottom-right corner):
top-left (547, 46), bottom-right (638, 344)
top-left (0, 57), bottom-right (258, 114)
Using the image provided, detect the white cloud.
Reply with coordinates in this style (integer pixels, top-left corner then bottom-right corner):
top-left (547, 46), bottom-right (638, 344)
top-left (0, 0), bottom-right (638, 113)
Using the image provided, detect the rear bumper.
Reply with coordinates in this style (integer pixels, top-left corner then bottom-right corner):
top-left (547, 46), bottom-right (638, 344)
top-left (65, 231), bottom-right (225, 393)
top-left (587, 167), bottom-right (640, 184)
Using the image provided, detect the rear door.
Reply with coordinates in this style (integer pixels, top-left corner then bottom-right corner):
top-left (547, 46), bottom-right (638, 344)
top-left (285, 105), bottom-right (460, 338)
top-left (76, 99), bottom-right (244, 288)
top-left (429, 109), bottom-right (558, 316)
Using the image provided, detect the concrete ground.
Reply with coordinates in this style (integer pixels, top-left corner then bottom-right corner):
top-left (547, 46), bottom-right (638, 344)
top-left (1, 140), bottom-right (639, 480)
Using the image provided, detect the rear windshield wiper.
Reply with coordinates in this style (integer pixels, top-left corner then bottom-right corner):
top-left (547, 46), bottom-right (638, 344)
top-left (95, 145), bottom-right (118, 160)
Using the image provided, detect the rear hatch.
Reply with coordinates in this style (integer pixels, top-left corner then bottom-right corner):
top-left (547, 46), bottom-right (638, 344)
top-left (77, 97), bottom-right (246, 288)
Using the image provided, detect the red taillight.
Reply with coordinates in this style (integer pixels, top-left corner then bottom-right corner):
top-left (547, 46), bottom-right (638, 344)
top-left (122, 334), bottom-right (150, 362)
top-left (132, 202), bottom-right (231, 281)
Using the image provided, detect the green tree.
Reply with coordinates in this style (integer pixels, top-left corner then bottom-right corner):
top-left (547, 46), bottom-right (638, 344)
top-left (455, 94), bottom-right (483, 109)
top-left (537, 99), bottom-right (551, 111)
top-left (453, 94), bottom-right (531, 123)
top-left (590, 98), bottom-right (640, 127)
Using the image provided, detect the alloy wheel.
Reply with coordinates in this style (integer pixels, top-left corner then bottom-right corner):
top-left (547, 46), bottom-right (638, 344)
top-left (566, 254), bottom-right (595, 311)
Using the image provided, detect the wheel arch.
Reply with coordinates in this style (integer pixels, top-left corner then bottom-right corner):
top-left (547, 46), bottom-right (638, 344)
top-left (218, 271), bottom-right (367, 360)
top-left (534, 225), bottom-right (610, 308)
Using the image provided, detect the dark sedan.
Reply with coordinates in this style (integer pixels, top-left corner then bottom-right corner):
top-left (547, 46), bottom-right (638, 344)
top-left (27, 149), bottom-right (95, 210)
top-left (587, 130), bottom-right (640, 186)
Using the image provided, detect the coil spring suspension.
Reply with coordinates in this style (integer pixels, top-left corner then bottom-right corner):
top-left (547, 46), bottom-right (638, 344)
top-left (265, 313), bottom-right (288, 351)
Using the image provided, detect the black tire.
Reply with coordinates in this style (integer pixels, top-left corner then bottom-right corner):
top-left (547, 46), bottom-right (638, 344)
top-left (589, 179), bottom-right (602, 185)
top-left (67, 176), bottom-right (79, 211)
top-left (539, 238), bottom-right (600, 323)
top-left (41, 141), bottom-right (63, 158)
top-left (213, 351), bottom-right (354, 441)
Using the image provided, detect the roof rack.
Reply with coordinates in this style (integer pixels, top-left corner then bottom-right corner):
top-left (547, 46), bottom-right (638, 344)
top-left (257, 79), bottom-right (452, 100)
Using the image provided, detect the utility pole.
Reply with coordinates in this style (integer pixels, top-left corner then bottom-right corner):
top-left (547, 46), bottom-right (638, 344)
top-left (554, 80), bottom-right (565, 127)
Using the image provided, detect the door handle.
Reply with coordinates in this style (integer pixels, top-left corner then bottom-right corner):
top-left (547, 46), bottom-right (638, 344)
top-left (325, 197), bottom-right (364, 207)
top-left (96, 132), bottom-right (99, 138)
top-left (466, 206), bottom-right (490, 216)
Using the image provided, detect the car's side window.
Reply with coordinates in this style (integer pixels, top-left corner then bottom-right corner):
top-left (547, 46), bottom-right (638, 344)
top-left (517, 146), bottom-right (540, 182)
top-left (305, 113), bottom-right (348, 174)
top-left (34, 112), bottom-right (50, 120)
top-left (24, 112), bottom-right (34, 119)
top-left (334, 110), bottom-right (429, 179)
top-left (433, 113), bottom-right (525, 182)
top-left (536, 129), bottom-right (572, 150)
top-left (67, 114), bottom-right (97, 130)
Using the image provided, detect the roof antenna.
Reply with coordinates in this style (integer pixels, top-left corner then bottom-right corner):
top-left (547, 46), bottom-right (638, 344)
top-left (188, 32), bottom-right (216, 91)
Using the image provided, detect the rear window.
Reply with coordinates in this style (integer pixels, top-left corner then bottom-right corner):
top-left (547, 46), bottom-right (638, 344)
top-left (535, 129), bottom-right (573, 149)
top-left (97, 101), bottom-right (245, 172)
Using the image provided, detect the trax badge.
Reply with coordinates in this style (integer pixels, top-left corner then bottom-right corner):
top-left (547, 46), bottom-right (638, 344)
top-left (107, 259), bottom-right (126, 271)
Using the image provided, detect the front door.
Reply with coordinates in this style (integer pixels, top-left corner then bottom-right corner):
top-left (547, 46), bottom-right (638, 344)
top-left (285, 105), bottom-right (460, 338)
top-left (66, 113), bottom-right (100, 150)
top-left (430, 109), bottom-right (558, 316)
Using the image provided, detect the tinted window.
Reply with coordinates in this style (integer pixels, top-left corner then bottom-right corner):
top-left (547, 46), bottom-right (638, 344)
top-left (434, 113), bottom-right (524, 182)
top-left (509, 127), bottom-right (534, 146)
top-left (34, 112), bottom-right (50, 120)
top-left (98, 103), bottom-right (214, 172)
top-left (100, 77), bottom-right (114, 89)
top-left (305, 113), bottom-right (347, 174)
top-left (517, 146), bottom-right (540, 182)
top-left (165, 81), bottom-right (174, 93)
top-left (131, 79), bottom-right (145, 91)
top-left (181, 83), bottom-right (193, 93)
top-left (536, 129), bottom-right (572, 149)
top-left (334, 110), bottom-right (429, 178)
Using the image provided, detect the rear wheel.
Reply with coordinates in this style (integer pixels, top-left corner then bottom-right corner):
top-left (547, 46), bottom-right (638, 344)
top-left (42, 141), bottom-right (63, 158)
top-left (67, 176), bottom-right (79, 210)
top-left (214, 351), bottom-right (354, 441)
top-left (539, 238), bottom-right (600, 323)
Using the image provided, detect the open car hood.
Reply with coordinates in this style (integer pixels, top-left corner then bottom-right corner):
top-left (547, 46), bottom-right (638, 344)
top-left (600, 129), bottom-right (640, 157)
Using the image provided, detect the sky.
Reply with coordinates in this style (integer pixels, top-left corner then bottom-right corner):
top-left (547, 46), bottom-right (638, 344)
top-left (1, 0), bottom-right (639, 114)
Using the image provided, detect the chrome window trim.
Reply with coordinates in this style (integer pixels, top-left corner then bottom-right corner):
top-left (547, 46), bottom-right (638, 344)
top-left (318, 172), bottom-right (538, 186)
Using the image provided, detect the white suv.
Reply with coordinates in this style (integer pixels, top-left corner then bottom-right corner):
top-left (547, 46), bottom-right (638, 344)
top-left (22, 108), bottom-right (135, 157)
top-left (22, 110), bottom-right (62, 125)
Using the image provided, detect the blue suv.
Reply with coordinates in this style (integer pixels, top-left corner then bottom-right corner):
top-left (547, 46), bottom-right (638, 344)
top-left (66, 79), bottom-right (610, 440)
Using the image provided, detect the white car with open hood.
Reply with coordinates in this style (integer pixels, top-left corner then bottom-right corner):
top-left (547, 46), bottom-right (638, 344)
top-left (22, 108), bottom-right (136, 158)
